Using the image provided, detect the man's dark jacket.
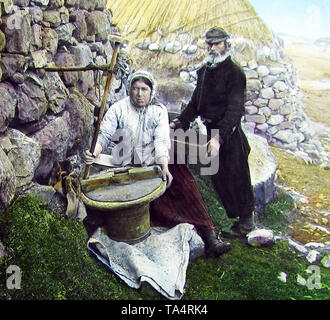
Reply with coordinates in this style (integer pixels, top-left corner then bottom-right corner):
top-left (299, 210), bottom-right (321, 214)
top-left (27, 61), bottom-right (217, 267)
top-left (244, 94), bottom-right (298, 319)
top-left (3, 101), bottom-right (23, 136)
top-left (178, 56), bottom-right (246, 143)
top-left (177, 55), bottom-right (255, 218)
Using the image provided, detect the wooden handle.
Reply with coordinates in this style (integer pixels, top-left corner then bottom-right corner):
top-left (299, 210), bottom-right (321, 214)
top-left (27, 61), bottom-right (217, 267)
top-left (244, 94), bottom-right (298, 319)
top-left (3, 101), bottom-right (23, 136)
top-left (83, 42), bottom-right (121, 179)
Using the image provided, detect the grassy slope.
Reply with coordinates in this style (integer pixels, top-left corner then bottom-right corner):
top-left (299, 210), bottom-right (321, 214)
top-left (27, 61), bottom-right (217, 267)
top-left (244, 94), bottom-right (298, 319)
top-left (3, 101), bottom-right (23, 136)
top-left (0, 187), bottom-right (329, 300)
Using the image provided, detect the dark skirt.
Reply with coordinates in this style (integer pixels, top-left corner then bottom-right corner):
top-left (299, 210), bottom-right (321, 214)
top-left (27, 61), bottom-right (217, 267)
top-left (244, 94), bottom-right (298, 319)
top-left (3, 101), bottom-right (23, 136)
top-left (150, 163), bottom-right (215, 230)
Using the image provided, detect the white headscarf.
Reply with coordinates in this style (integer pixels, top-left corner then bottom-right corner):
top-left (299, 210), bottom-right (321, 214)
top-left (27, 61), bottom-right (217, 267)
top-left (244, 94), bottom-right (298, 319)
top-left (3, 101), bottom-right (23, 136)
top-left (127, 70), bottom-right (157, 105)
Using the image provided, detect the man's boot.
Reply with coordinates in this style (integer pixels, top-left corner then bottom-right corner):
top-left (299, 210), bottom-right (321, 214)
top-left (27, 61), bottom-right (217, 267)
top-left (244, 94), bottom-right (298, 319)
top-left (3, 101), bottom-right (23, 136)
top-left (197, 228), bottom-right (231, 258)
top-left (238, 212), bottom-right (255, 236)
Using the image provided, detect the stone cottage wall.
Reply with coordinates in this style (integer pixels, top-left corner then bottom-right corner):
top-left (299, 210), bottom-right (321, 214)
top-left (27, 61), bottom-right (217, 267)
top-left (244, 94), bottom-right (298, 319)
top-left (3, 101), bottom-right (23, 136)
top-left (0, 0), bottom-right (129, 212)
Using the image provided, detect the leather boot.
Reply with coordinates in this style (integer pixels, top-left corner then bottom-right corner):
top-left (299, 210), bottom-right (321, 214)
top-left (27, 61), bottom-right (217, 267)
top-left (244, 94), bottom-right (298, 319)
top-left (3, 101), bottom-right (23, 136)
top-left (197, 228), bottom-right (232, 258)
top-left (238, 212), bottom-right (255, 236)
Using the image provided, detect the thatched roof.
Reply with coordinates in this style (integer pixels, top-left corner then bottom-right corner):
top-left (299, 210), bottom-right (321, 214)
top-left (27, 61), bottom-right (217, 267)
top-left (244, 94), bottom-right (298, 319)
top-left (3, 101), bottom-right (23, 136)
top-left (107, 0), bottom-right (272, 44)
top-left (107, 0), bottom-right (273, 72)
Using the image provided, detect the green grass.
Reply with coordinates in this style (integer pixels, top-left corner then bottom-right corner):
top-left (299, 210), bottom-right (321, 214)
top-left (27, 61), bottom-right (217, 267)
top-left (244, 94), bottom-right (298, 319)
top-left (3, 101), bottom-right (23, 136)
top-left (0, 187), bottom-right (329, 300)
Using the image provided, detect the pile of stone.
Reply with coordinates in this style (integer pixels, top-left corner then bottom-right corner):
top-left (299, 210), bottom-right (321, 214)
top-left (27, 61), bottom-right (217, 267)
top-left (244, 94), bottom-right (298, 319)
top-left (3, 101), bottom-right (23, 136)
top-left (0, 0), bottom-right (129, 212)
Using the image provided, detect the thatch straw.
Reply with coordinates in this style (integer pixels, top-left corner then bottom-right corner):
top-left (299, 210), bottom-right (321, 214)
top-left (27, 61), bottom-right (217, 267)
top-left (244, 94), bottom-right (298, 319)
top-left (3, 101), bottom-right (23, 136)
top-left (107, 0), bottom-right (272, 44)
top-left (107, 0), bottom-right (273, 71)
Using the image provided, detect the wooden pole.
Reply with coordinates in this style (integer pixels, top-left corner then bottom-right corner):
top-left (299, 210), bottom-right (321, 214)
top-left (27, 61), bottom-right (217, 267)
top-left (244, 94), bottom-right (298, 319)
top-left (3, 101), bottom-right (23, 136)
top-left (83, 41), bottom-right (121, 179)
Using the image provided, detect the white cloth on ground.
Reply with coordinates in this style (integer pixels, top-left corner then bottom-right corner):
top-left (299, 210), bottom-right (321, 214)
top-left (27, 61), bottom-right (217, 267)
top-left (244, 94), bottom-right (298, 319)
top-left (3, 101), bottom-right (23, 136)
top-left (87, 223), bottom-right (204, 300)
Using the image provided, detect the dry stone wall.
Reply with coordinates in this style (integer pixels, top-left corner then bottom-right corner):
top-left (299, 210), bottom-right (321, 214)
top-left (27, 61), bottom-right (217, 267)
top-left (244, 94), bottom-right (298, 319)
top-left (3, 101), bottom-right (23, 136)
top-left (0, 0), bottom-right (130, 212)
top-left (175, 36), bottom-right (329, 167)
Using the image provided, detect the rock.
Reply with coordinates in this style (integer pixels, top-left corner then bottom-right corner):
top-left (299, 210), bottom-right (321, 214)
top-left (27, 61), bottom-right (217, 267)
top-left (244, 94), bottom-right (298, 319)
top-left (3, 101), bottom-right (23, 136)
top-left (260, 87), bottom-right (274, 99)
top-left (269, 67), bottom-right (286, 75)
top-left (63, 88), bottom-right (94, 154)
top-left (278, 272), bottom-right (287, 283)
top-left (274, 130), bottom-right (296, 144)
top-left (267, 115), bottom-right (284, 126)
top-left (262, 75), bottom-right (278, 87)
top-left (256, 123), bottom-right (268, 132)
top-left (0, 147), bottom-right (16, 211)
top-left (149, 42), bottom-right (160, 51)
top-left (32, 116), bottom-right (70, 184)
top-left (6, 129), bottom-right (42, 192)
top-left (0, 83), bottom-right (17, 132)
top-left (54, 50), bottom-right (79, 86)
top-left (165, 41), bottom-right (182, 53)
top-left (68, 43), bottom-right (93, 94)
top-left (253, 98), bottom-right (268, 108)
top-left (182, 44), bottom-right (197, 54)
top-left (55, 23), bottom-right (75, 43)
top-left (245, 114), bottom-right (266, 124)
top-left (31, 24), bottom-right (43, 49)
top-left (321, 255), bottom-right (330, 268)
top-left (247, 228), bottom-right (274, 247)
top-left (85, 11), bottom-right (112, 41)
top-left (242, 122), bottom-right (255, 134)
top-left (244, 68), bottom-right (258, 79)
top-left (245, 106), bottom-right (258, 115)
top-left (297, 274), bottom-right (307, 286)
top-left (273, 80), bottom-right (287, 92)
top-left (70, 9), bottom-right (88, 42)
top-left (30, 7), bottom-right (43, 23)
top-left (247, 79), bottom-right (262, 91)
top-left (247, 133), bottom-right (277, 210)
top-left (0, 30), bottom-right (6, 52)
top-left (279, 104), bottom-right (293, 115)
top-left (16, 73), bottom-right (48, 123)
top-left (31, 49), bottom-right (48, 68)
top-left (269, 99), bottom-right (284, 111)
top-left (43, 72), bottom-right (69, 114)
top-left (43, 10), bottom-right (61, 28)
top-left (2, 10), bottom-right (32, 54)
top-left (258, 107), bottom-right (271, 118)
top-left (288, 238), bottom-right (308, 255)
top-left (306, 250), bottom-right (321, 264)
top-left (42, 27), bottom-right (58, 55)
top-left (257, 65), bottom-right (269, 77)
top-left (0, 53), bottom-right (28, 81)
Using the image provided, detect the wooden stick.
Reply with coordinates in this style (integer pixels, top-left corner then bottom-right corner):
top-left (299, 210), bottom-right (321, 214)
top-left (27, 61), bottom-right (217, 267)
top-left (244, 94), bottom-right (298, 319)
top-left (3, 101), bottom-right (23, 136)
top-left (38, 64), bottom-right (111, 72)
top-left (83, 42), bottom-right (121, 179)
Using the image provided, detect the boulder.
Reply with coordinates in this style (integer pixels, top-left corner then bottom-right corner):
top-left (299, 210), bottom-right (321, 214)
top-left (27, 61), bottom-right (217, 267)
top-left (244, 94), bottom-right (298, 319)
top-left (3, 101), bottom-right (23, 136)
top-left (0, 148), bottom-right (16, 212)
top-left (247, 228), bottom-right (274, 247)
top-left (85, 11), bottom-right (112, 41)
top-left (16, 73), bottom-right (48, 123)
top-left (32, 115), bottom-right (70, 184)
top-left (5, 129), bottom-right (42, 192)
top-left (247, 133), bottom-right (277, 210)
top-left (2, 10), bottom-right (32, 54)
top-left (0, 82), bottom-right (17, 132)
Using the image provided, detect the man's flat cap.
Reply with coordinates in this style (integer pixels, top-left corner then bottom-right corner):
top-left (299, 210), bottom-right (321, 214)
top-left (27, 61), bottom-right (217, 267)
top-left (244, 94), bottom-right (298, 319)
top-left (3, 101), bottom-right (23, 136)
top-left (205, 27), bottom-right (229, 44)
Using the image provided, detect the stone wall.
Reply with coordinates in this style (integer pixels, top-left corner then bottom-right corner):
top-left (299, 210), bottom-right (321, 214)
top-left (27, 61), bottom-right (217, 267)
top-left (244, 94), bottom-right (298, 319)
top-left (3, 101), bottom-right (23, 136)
top-left (170, 35), bottom-right (329, 167)
top-left (0, 0), bottom-right (129, 212)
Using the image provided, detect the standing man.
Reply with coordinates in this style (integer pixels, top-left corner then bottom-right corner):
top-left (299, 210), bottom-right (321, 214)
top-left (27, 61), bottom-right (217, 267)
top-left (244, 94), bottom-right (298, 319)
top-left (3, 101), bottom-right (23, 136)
top-left (170, 27), bottom-right (256, 237)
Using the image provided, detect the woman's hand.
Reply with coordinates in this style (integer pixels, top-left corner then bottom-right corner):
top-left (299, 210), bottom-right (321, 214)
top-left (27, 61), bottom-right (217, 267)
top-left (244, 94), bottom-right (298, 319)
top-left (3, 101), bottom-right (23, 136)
top-left (157, 156), bottom-right (173, 188)
top-left (84, 143), bottom-right (103, 164)
top-left (162, 167), bottom-right (173, 189)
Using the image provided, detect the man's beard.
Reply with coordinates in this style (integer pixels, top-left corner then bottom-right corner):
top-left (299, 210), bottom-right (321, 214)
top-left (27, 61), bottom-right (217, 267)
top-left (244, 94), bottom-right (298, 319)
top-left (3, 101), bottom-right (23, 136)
top-left (206, 50), bottom-right (229, 67)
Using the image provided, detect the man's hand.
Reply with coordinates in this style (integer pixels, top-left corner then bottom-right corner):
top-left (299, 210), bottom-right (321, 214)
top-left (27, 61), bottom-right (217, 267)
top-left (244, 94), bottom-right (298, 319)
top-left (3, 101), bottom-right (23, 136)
top-left (205, 136), bottom-right (221, 158)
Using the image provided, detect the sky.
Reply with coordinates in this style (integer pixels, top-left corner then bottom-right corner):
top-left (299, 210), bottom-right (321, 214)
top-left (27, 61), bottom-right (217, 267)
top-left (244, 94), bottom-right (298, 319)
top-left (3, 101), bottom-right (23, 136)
top-left (249, 0), bottom-right (330, 39)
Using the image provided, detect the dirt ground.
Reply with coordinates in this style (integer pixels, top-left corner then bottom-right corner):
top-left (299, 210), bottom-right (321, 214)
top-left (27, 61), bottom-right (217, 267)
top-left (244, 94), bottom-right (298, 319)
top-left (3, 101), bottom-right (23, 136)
top-left (277, 34), bottom-right (330, 243)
